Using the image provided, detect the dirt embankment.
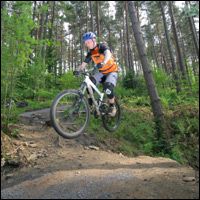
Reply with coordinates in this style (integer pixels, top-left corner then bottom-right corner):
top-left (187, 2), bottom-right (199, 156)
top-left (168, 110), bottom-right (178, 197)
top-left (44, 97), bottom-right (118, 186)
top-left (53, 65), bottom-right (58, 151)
top-left (1, 124), bottom-right (199, 199)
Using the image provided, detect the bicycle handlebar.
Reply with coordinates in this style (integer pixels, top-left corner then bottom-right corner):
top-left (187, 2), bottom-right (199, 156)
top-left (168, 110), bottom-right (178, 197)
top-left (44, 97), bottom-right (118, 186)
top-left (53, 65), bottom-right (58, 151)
top-left (73, 69), bottom-right (94, 77)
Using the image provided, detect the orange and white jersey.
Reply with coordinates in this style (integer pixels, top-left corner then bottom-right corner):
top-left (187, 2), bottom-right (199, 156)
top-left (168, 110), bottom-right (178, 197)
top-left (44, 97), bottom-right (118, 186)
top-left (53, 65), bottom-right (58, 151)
top-left (84, 43), bottom-right (118, 74)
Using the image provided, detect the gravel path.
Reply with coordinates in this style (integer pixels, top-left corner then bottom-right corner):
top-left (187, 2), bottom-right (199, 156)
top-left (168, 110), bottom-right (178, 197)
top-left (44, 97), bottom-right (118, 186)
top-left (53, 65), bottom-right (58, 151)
top-left (1, 125), bottom-right (199, 199)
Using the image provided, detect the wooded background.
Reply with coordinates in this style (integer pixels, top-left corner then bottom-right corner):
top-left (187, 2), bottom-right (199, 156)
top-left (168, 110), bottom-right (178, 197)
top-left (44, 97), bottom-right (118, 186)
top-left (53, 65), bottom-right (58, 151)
top-left (1, 1), bottom-right (199, 93)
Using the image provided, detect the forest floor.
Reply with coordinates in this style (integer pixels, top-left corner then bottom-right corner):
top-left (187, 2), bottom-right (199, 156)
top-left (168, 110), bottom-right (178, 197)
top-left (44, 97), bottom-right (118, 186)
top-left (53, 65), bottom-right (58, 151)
top-left (1, 110), bottom-right (199, 199)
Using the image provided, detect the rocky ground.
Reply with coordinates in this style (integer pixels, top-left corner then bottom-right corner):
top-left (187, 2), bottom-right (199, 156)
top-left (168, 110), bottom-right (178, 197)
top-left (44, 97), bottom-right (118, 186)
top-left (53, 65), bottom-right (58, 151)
top-left (1, 123), bottom-right (199, 199)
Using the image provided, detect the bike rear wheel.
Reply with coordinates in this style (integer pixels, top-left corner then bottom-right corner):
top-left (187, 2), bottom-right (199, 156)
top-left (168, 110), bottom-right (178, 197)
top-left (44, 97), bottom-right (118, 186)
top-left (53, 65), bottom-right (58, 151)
top-left (101, 98), bottom-right (121, 132)
top-left (50, 90), bottom-right (90, 139)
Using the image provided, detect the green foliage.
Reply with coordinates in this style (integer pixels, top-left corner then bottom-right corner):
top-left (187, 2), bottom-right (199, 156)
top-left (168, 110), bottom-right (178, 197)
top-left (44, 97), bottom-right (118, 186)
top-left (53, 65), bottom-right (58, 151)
top-left (86, 84), bottom-right (199, 166)
top-left (113, 106), bottom-right (156, 155)
top-left (134, 96), bottom-right (150, 106)
top-left (115, 86), bottom-right (135, 99)
top-left (58, 71), bottom-right (82, 89)
top-left (10, 128), bottom-right (20, 138)
top-left (121, 73), bottom-right (148, 98)
top-left (117, 141), bottom-right (139, 156)
top-left (160, 87), bottom-right (198, 109)
top-left (119, 93), bottom-right (150, 107)
top-left (35, 89), bottom-right (58, 101)
top-left (164, 104), bottom-right (199, 164)
top-left (152, 68), bottom-right (172, 90)
top-left (16, 57), bottom-right (46, 99)
top-left (1, 1), bottom-right (36, 128)
top-left (25, 99), bottom-right (52, 110)
top-left (183, 3), bottom-right (199, 17)
top-left (170, 145), bottom-right (185, 163)
top-left (168, 106), bottom-right (199, 135)
top-left (87, 104), bottom-right (156, 156)
top-left (151, 67), bottom-right (199, 109)
top-left (123, 73), bottom-right (146, 91)
top-left (44, 73), bottom-right (56, 89)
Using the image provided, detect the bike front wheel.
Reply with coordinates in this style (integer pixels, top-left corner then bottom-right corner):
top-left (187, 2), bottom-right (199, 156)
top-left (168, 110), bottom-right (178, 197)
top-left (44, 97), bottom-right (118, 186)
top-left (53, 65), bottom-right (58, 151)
top-left (50, 90), bottom-right (90, 139)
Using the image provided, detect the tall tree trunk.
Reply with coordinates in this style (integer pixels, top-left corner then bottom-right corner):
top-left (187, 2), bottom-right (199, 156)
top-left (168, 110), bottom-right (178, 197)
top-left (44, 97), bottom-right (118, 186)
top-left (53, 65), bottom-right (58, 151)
top-left (1, 1), bottom-right (5, 9)
top-left (155, 23), bottom-right (164, 69)
top-left (47, 1), bottom-right (55, 73)
top-left (156, 23), bottom-right (168, 73)
top-left (71, 37), bottom-right (74, 70)
top-left (191, 56), bottom-right (198, 79)
top-left (79, 24), bottom-right (83, 63)
top-left (42, 1), bottom-right (49, 59)
top-left (96, 1), bottom-right (100, 38)
top-left (49, 1), bottom-right (55, 40)
top-left (127, 1), bottom-right (164, 123)
top-left (178, 26), bottom-right (192, 88)
top-left (68, 39), bottom-right (71, 70)
top-left (30, 1), bottom-right (37, 62)
top-left (31, 1), bottom-right (37, 38)
top-left (128, 1), bottom-right (171, 153)
top-left (168, 1), bottom-right (186, 79)
top-left (135, 2), bottom-right (140, 22)
top-left (147, 21), bottom-right (160, 69)
top-left (125, 2), bottom-right (132, 71)
top-left (122, 11), bottom-right (128, 71)
top-left (185, 1), bottom-right (199, 59)
top-left (89, 1), bottom-right (94, 32)
top-left (161, 50), bottom-right (168, 74)
top-left (85, 1), bottom-right (88, 32)
top-left (59, 34), bottom-right (63, 76)
top-left (107, 7), bottom-right (111, 47)
top-left (129, 45), bottom-right (135, 74)
top-left (132, 43), bottom-right (139, 74)
top-left (1, 1), bottom-right (5, 46)
top-left (38, 2), bottom-right (45, 40)
top-left (120, 30), bottom-right (125, 78)
top-left (159, 2), bottom-right (181, 93)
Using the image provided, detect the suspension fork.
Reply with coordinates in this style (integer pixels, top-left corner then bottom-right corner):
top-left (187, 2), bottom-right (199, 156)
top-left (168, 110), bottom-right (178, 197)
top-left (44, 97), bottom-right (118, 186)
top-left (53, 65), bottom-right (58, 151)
top-left (79, 82), bottom-right (87, 95)
top-left (67, 83), bottom-right (85, 114)
top-left (79, 80), bottom-right (104, 116)
top-left (81, 83), bottom-right (101, 115)
top-left (88, 85), bottom-right (101, 113)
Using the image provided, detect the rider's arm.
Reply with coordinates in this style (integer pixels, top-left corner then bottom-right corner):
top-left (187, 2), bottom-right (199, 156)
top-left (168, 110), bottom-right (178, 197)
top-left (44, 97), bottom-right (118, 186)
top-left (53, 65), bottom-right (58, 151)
top-left (99, 43), bottom-right (112, 65)
top-left (78, 62), bottom-right (88, 71)
top-left (102, 49), bottom-right (112, 65)
top-left (78, 51), bottom-right (91, 71)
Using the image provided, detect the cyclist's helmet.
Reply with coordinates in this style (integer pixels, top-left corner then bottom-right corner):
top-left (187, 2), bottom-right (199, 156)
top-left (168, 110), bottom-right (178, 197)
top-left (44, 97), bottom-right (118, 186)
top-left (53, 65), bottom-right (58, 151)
top-left (82, 32), bottom-right (96, 42)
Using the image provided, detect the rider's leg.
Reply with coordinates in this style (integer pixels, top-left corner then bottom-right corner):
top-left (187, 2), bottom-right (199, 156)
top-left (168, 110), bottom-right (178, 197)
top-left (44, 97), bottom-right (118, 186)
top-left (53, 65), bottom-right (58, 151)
top-left (103, 82), bottom-right (117, 116)
top-left (104, 72), bottom-right (118, 116)
top-left (104, 72), bottom-right (118, 101)
top-left (103, 82), bottom-right (115, 103)
top-left (87, 72), bottom-right (104, 106)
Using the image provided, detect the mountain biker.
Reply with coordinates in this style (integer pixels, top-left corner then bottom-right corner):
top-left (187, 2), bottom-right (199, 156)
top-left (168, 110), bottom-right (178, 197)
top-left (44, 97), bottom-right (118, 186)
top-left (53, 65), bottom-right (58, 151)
top-left (76, 32), bottom-right (118, 117)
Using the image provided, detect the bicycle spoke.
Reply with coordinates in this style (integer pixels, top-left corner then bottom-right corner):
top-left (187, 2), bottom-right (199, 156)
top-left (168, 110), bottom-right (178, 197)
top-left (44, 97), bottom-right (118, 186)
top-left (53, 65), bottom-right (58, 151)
top-left (50, 90), bottom-right (90, 138)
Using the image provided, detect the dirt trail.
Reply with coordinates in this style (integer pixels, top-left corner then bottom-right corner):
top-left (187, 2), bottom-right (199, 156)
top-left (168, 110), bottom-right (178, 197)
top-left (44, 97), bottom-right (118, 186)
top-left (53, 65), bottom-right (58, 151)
top-left (1, 124), bottom-right (199, 199)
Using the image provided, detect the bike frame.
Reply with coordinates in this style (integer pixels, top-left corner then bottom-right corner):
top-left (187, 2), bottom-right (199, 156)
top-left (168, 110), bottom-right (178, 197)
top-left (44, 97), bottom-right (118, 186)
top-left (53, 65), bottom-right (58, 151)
top-left (79, 73), bottom-right (104, 115)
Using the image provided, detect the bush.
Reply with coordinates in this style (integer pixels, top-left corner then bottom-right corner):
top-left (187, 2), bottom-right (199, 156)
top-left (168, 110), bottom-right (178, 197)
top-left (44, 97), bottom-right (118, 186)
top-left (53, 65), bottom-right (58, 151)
top-left (44, 73), bottom-right (55, 89)
top-left (35, 89), bottom-right (57, 101)
top-left (122, 73), bottom-right (147, 96)
top-left (165, 105), bottom-right (199, 164)
top-left (58, 71), bottom-right (82, 90)
top-left (152, 68), bottom-right (172, 90)
top-left (115, 86), bottom-right (135, 99)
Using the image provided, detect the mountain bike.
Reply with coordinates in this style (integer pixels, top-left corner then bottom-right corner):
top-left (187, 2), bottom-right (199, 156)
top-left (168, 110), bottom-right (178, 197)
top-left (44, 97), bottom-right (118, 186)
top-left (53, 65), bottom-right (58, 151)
top-left (50, 69), bottom-right (121, 139)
